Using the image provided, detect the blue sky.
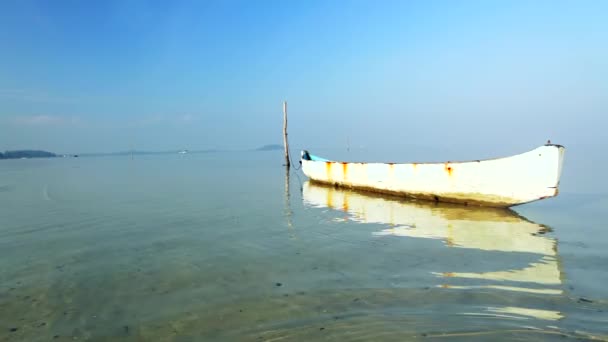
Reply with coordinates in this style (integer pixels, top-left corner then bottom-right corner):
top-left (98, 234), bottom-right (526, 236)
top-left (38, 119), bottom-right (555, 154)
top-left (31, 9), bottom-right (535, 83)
top-left (0, 0), bottom-right (606, 154)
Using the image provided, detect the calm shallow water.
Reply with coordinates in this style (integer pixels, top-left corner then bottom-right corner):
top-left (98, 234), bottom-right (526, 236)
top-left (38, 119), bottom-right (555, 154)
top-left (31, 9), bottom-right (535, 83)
top-left (1, 152), bottom-right (607, 341)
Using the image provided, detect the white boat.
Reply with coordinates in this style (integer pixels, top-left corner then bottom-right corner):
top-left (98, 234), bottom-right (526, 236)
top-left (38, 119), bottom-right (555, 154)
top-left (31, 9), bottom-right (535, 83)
top-left (300, 143), bottom-right (565, 208)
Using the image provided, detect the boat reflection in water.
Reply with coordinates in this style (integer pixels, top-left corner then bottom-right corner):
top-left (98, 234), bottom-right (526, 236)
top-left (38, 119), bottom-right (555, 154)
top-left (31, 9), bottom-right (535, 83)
top-left (302, 180), bottom-right (564, 321)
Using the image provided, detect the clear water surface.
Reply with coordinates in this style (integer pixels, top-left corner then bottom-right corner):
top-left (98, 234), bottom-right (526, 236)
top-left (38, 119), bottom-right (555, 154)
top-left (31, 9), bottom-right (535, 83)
top-left (1, 151), bottom-right (607, 341)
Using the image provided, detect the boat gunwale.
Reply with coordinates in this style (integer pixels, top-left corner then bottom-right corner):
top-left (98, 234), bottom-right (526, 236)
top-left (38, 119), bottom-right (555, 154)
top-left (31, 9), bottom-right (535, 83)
top-left (301, 143), bottom-right (564, 166)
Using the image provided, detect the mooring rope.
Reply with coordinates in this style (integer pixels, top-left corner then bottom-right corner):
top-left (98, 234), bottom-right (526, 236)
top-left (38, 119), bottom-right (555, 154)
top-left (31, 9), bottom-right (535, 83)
top-left (287, 148), bottom-right (302, 171)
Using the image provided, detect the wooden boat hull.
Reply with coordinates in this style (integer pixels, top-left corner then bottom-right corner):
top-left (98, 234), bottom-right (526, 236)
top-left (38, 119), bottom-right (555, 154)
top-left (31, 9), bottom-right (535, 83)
top-left (300, 144), bottom-right (565, 208)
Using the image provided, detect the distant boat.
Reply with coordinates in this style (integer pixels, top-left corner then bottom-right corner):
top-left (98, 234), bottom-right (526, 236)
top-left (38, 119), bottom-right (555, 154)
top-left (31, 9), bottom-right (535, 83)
top-left (178, 150), bottom-right (188, 154)
top-left (300, 143), bottom-right (565, 208)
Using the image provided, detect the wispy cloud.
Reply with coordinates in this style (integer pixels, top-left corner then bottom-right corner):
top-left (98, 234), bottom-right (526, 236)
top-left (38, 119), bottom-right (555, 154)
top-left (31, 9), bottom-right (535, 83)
top-left (136, 114), bottom-right (199, 125)
top-left (137, 114), bottom-right (165, 125)
top-left (0, 89), bottom-right (80, 104)
top-left (12, 115), bottom-right (81, 126)
top-left (178, 114), bottom-right (196, 123)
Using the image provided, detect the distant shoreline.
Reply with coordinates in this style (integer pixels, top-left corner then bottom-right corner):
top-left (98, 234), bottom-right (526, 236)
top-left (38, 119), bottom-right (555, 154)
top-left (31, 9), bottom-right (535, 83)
top-left (0, 150), bottom-right (57, 160)
top-left (0, 145), bottom-right (284, 160)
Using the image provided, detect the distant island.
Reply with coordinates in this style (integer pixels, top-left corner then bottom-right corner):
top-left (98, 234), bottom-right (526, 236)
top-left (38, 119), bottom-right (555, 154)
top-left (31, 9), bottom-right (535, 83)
top-left (0, 150), bottom-right (57, 159)
top-left (0, 146), bottom-right (283, 159)
top-left (255, 144), bottom-right (283, 151)
top-left (80, 149), bottom-right (218, 157)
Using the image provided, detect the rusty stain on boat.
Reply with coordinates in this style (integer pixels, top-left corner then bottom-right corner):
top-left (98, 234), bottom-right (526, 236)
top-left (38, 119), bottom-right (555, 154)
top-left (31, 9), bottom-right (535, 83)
top-left (444, 163), bottom-right (453, 176)
top-left (388, 163), bottom-right (395, 179)
top-left (342, 162), bottom-right (348, 181)
top-left (325, 162), bottom-right (332, 182)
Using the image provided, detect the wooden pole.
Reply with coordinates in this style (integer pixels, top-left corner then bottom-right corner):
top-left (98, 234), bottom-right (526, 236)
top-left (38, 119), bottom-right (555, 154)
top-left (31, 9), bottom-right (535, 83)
top-left (283, 101), bottom-right (290, 168)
